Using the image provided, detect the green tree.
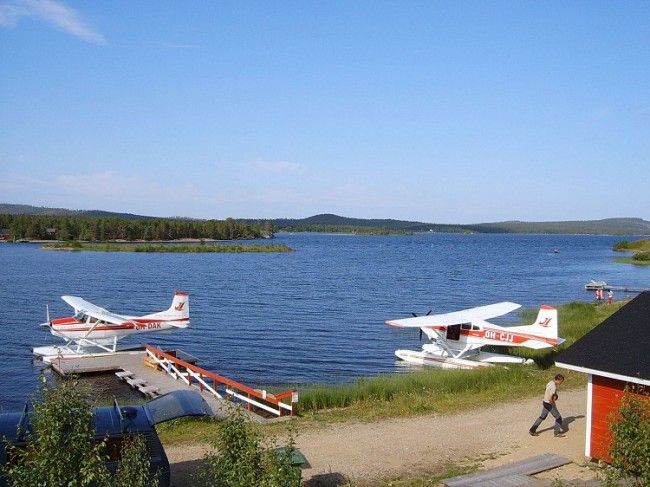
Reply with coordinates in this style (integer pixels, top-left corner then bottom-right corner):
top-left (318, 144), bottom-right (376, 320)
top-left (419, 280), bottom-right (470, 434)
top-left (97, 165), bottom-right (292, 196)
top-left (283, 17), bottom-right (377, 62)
top-left (113, 434), bottom-right (159, 487)
top-left (4, 379), bottom-right (111, 486)
top-left (195, 406), bottom-right (301, 487)
top-left (3, 379), bottom-right (159, 487)
top-left (608, 389), bottom-right (650, 486)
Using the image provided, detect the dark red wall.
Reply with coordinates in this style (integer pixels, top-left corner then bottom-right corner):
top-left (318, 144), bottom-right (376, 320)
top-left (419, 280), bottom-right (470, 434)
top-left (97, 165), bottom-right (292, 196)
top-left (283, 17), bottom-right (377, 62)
top-left (590, 375), bottom-right (649, 462)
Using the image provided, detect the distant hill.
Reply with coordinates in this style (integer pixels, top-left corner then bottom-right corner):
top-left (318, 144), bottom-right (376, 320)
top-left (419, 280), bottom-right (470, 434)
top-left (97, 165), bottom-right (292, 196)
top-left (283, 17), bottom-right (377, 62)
top-left (2, 204), bottom-right (649, 235)
top-left (472, 218), bottom-right (650, 235)
top-left (271, 214), bottom-right (471, 233)
top-left (271, 214), bottom-right (650, 235)
top-left (0, 203), bottom-right (155, 220)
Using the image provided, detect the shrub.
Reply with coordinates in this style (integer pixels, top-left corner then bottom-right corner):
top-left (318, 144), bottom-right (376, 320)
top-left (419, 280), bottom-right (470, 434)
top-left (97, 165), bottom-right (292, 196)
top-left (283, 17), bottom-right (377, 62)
top-left (632, 251), bottom-right (650, 262)
top-left (195, 406), bottom-right (301, 487)
top-left (3, 378), bottom-right (111, 487)
top-left (613, 240), bottom-right (631, 251)
top-left (3, 378), bottom-right (158, 487)
top-left (608, 390), bottom-right (650, 486)
top-left (113, 434), bottom-right (160, 487)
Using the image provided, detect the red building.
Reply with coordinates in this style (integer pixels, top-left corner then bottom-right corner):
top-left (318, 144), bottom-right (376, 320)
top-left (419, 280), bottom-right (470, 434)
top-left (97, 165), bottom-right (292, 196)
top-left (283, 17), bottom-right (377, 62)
top-left (555, 292), bottom-right (650, 462)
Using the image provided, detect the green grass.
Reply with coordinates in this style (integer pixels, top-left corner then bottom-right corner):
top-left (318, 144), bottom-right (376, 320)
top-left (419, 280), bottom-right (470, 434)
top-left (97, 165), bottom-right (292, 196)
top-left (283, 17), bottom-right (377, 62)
top-left (42, 242), bottom-right (293, 253)
top-left (613, 238), bottom-right (650, 265)
top-left (294, 301), bottom-right (623, 417)
top-left (157, 300), bottom-right (622, 446)
top-left (613, 238), bottom-right (650, 252)
top-left (614, 256), bottom-right (650, 265)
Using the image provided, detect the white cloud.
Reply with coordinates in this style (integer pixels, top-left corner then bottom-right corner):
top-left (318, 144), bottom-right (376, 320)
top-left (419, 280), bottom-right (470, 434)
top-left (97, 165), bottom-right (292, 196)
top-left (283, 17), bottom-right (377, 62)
top-left (0, 0), bottom-right (105, 44)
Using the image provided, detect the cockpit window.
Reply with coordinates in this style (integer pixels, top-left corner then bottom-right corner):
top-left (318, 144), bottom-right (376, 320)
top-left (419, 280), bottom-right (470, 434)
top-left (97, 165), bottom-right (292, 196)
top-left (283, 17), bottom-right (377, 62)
top-left (461, 323), bottom-right (471, 330)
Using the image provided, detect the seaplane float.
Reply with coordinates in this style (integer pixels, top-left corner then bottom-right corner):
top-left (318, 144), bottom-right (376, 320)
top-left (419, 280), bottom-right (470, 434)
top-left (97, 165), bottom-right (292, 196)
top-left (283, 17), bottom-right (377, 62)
top-left (386, 302), bottom-right (564, 369)
top-left (33, 291), bottom-right (190, 362)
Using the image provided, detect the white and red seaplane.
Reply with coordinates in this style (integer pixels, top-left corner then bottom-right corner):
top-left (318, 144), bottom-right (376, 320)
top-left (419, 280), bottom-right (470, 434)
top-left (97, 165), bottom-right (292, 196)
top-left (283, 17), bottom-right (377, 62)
top-left (386, 302), bottom-right (564, 369)
top-left (33, 291), bottom-right (190, 360)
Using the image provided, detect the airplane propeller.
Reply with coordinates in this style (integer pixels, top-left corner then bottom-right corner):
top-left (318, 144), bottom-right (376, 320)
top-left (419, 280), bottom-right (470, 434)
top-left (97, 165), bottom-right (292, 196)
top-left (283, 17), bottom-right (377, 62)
top-left (410, 309), bottom-right (432, 341)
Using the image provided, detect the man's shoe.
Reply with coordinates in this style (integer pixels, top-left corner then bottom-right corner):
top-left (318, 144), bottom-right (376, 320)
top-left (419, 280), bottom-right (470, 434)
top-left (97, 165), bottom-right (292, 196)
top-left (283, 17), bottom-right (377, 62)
top-left (529, 430), bottom-right (539, 436)
top-left (554, 433), bottom-right (566, 438)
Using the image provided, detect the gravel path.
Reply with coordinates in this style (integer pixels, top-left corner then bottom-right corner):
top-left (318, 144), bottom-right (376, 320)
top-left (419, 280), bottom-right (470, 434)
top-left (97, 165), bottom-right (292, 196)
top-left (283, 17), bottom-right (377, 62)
top-left (166, 386), bottom-right (598, 486)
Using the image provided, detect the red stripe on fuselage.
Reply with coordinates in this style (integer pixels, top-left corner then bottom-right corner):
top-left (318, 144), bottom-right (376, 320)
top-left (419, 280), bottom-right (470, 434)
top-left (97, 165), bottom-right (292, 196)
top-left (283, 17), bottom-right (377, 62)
top-left (51, 315), bottom-right (187, 333)
top-left (421, 326), bottom-right (559, 346)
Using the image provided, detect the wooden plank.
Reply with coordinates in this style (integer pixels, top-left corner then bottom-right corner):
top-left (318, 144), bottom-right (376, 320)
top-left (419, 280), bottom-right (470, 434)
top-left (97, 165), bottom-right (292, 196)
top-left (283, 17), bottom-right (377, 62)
top-left (443, 454), bottom-right (571, 487)
top-left (470, 474), bottom-right (535, 486)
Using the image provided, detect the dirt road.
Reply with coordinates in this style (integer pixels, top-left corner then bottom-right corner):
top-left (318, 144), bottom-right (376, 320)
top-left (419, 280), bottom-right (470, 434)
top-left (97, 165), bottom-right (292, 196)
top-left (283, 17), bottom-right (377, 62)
top-left (166, 386), bottom-right (598, 486)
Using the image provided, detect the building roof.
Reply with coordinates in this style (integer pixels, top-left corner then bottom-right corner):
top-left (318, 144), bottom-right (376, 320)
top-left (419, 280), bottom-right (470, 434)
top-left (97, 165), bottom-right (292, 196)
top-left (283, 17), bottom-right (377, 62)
top-left (555, 291), bottom-right (650, 386)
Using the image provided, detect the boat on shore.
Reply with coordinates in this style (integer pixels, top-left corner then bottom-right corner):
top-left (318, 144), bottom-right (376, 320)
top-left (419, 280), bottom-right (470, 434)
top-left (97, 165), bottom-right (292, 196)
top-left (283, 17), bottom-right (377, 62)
top-left (585, 280), bottom-right (607, 291)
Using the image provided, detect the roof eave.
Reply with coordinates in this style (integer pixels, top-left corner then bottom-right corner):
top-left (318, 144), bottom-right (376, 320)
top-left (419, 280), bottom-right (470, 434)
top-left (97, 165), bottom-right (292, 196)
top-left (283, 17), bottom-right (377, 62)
top-left (555, 362), bottom-right (650, 387)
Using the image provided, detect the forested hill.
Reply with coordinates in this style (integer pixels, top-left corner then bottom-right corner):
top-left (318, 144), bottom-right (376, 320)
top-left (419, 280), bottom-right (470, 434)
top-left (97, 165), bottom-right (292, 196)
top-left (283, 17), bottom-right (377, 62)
top-left (2, 205), bottom-right (649, 236)
top-left (0, 203), bottom-right (154, 220)
top-left (472, 218), bottom-right (650, 235)
top-left (0, 205), bottom-right (273, 241)
top-left (270, 214), bottom-right (471, 234)
top-left (269, 214), bottom-right (650, 235)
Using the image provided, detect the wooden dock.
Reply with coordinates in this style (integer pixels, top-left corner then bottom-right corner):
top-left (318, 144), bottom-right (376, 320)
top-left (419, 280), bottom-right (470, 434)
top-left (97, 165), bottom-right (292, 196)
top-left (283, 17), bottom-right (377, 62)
top-left (48, 347), bottom-right (296, 422)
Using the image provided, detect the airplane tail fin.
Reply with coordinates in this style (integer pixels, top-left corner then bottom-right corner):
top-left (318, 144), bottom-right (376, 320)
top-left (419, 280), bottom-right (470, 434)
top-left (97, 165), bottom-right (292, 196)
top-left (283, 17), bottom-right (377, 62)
top-left (528, 305), bottom-right (558, 339)
top-left (509, 305), bottom-right (560, 345)
top-left (145, 291), bottom-right (190, 324)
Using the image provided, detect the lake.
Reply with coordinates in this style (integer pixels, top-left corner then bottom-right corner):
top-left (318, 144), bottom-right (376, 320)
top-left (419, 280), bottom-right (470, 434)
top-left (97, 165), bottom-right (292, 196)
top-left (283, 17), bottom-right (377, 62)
top-left (0, 233), bottom-right (648, 411)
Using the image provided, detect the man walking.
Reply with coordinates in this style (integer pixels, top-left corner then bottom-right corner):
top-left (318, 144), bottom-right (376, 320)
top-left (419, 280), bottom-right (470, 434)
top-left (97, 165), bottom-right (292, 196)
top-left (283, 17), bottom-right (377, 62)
top-left (529, 374), bottom-right (565, 437)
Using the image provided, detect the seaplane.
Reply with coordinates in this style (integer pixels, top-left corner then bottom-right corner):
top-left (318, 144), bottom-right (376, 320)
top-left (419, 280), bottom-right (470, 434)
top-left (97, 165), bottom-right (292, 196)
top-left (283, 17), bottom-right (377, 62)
top-left (386, 302), bottom-right (564, 369)
top-left (32, 291), bottom-right (190, 361)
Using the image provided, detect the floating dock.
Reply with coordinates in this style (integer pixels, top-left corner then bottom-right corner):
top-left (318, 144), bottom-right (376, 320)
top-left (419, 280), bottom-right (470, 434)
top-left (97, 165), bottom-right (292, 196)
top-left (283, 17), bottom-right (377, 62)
top-left (584, 280), bottom-right (649, 293)
top-left (45, 345), bottom-right (297, 421)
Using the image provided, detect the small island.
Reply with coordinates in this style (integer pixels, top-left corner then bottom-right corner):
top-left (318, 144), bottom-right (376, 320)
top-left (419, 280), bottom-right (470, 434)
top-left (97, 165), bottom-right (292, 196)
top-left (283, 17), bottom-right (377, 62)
top-left (613, 238), bottom-right (650, 265)
top-left (42, 242), bottom-right (294, 253)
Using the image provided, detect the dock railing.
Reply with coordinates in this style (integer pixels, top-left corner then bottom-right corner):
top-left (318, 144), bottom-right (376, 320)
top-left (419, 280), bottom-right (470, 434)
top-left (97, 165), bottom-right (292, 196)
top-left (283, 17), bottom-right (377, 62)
top-left (145, 345), bottom-right (297, 417)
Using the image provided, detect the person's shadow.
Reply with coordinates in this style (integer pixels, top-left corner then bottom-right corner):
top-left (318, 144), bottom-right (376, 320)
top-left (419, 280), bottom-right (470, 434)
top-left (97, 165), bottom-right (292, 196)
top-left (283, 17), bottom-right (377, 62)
top-left (538, 414), bottom-right (585, 434)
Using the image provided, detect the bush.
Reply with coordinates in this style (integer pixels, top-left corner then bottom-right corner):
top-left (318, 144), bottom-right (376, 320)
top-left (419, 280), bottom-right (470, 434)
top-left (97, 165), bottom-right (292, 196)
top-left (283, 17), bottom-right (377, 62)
top-left (4, 379), bottom-right (111, 486)
top-left (608, 390), bottom-right (650, 486)
top-left (113, 434), bottom-right (160, 487)
top-left (3, 378), bottom-right (158, 487)
top-left (613, 240), bottom-right (631, 251)
top-left (632, 251), bottom-right (650, 262)
top-left (195, 406), bottom-right (301, 487)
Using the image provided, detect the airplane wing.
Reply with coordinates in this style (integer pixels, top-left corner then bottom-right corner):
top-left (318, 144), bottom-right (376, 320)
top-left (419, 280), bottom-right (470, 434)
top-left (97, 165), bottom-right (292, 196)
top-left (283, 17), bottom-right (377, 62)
top-left (386, 302), bottom-right (521, 328)
top-left (61, 296), bottom-right (128, 326)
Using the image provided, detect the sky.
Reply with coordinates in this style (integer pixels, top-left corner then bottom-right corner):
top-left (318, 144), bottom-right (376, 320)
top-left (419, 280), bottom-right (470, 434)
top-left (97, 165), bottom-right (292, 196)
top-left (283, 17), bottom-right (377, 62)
top-left (1, 1), bottom-right (649, 223)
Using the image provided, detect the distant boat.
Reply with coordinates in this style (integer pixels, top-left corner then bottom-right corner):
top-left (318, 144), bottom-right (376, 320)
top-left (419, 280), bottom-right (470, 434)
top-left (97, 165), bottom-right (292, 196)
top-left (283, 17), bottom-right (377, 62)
top-left (585, 280), bottom-right (607, 291)
top-left (553, 248), bottom-right (560, 253)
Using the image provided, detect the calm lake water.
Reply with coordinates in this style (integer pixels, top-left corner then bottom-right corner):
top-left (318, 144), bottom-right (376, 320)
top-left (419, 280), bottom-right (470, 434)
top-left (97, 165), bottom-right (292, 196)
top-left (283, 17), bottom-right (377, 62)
top-left (1, 233), bottom-right (648, 410)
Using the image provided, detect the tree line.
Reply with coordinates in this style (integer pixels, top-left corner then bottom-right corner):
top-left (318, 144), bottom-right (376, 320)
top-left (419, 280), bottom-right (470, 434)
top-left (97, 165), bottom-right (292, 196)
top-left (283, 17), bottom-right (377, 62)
top-left (0, 214), bottom-right (274, 241)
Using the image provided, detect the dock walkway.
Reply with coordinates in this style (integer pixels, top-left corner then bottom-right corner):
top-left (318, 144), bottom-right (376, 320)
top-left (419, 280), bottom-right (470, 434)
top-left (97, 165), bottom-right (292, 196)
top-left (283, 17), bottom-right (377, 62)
top-left (49, 350), bottom-right (264, 421)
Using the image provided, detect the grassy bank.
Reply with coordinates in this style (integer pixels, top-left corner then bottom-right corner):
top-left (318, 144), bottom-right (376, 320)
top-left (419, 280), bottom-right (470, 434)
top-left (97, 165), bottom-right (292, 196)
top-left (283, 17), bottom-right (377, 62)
top-left (42, 242), bottom-right (294, 253)
top-left (295, 301), bottom-right (622, 416)
top-left (157, 301), bottom-right (622, 445)
top-left (613, 238), bottom-right (650, 265)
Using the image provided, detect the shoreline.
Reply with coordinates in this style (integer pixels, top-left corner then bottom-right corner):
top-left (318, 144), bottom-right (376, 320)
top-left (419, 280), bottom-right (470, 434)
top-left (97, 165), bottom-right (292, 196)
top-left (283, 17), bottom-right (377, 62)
top-left (41, 242), bottom-right (294, 253)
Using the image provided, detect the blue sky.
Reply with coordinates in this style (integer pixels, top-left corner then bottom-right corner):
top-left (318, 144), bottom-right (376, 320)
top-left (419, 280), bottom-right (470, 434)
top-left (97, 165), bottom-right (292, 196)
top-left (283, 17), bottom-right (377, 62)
top-left (1, 1), bottom-right (649, 222)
